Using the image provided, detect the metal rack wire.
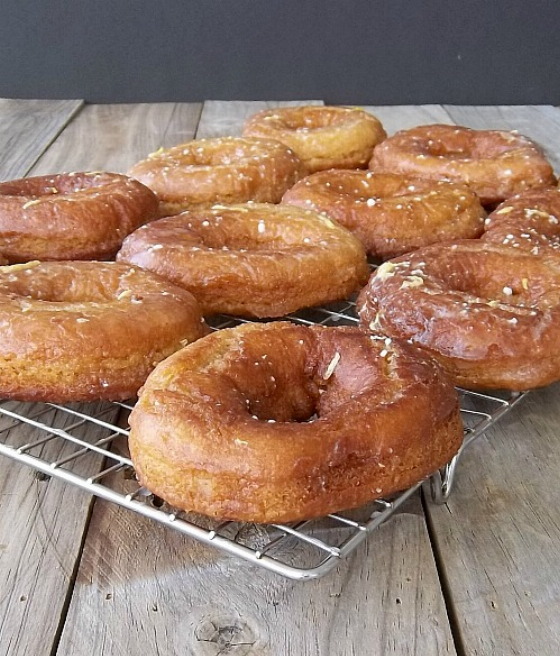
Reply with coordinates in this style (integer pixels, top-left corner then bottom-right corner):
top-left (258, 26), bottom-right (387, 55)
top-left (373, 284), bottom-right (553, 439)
top-left (0, 299), bottom-right (526, 580)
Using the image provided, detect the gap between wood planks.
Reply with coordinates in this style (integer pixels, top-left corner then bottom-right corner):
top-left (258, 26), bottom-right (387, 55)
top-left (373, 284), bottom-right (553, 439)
top-left (421, 487), bottom-right (468, 656)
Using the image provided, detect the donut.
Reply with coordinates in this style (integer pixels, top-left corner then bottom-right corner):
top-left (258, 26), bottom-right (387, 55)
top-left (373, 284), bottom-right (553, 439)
top-left (358, 240), bottom-right (560, 391)
top-left (282, 170), bottom-right (485, 260)
top-left (117, 203), bottom-right (369, 318)
top-left (0, 172), bottom-right (158, 263)
top-left (482, 187), bottom-right (560, 256)
top-left (128, 322), bottom-right (463, 523)
top-left (128, 137), bottom-right (306, 216)
top-left (0, 261), bottom-right (207, 402)
top-left (369, 124), bottom-right (556, 206)
top-left (243, 105), bottom-right (386, 173)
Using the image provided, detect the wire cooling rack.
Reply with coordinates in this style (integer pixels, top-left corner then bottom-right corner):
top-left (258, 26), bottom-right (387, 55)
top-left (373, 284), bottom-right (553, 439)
top-left (0, 299), bottom-right (527, 580)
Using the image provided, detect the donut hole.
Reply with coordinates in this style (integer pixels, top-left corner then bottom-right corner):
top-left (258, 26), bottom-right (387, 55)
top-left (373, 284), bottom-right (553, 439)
top-left (321, 172), bottom-right (445, 201)
top-left (149, 207), bottom-right (336, 253)
top-left (185, 143), bottom-right (249, 167)
top-left (420, 140), bottom-right (470, 159)
top-left (0, 262), bottom-right (145, 305)
top-left (0, 173), bottom-right (110, 199)
top-left (219, 326), bottom-right (396, 424)
top-left (167, 140), bottom-right (279, 169)
top-left (218, 334), bottom-right (321, 424)
top-left (416, 130), bottom-right (518, 161)
top-left (274, 108), bottom-right (351, 132)
top-left (0, 179), bottom-right (60, 199)
top-left (418, 247), bottom-right (558, 308)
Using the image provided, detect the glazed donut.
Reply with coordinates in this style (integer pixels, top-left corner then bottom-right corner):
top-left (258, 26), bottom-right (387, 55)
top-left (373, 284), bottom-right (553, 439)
top-left (243, 105), bottom-right (386, 173)
top-left (128, 137), bottom-right (306, 216)
top-left (0, 261), bottom-right (207, 402)
top-left (369, 124), bottom-right (556, 206)
top-left (482, 187), bottom-right (560, 256)
top-left (117, 203), bottom-right (369, 318)
top-left (358, 240), bottom-right (560, 391)
top-left (0, 172), bottom-right (158, 262)
top-left (128, 322), bottom-right (463, 523)
top-left (282, 170), bottom-right (485, 260)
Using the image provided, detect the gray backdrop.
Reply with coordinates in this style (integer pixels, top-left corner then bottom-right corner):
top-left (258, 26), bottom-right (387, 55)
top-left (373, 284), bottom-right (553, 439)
top-left (1, 1), bottom-right (558, 104)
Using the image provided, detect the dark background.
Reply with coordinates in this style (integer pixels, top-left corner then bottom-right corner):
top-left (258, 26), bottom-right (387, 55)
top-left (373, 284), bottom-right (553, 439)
top-left (1, 0), bottom-right (559, 104)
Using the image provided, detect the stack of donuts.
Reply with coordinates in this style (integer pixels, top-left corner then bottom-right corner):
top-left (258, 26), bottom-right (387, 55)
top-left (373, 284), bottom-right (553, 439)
top-left (2, 103), bottom-right (559, 524)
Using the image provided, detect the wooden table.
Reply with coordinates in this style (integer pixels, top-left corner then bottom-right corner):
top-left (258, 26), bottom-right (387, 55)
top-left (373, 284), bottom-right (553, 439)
top-left (1, 99), bottom-right (560, 656)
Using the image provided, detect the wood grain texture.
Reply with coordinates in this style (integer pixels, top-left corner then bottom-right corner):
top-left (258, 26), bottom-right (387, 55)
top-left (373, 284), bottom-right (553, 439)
top-left (55, 102), bottom-right (456, 656)
top-left (362, 105), bottom-right (454, 136)
top-left (58, 494), bottom-right (456, 656)
top-left (0, 102), bottom-right (202, 656)
top-left (28, 102), bottom-right (202, 176)
top-left (0, 98), bottom-right (83, 180)
top-left (443, 105), bottom-right (560, 174)
top-left (0, 403), bottom-right (108, 656)
top-left (425, 386), bottom-right (560, 655)
top-left (423, 105), bottom-right (560, 655)
top-left (195, 100), bottom-right (323, 139)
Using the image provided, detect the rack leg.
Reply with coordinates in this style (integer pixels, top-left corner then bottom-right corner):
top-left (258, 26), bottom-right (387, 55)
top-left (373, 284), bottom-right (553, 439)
top-left (429, 451), bottom-right (462, 504)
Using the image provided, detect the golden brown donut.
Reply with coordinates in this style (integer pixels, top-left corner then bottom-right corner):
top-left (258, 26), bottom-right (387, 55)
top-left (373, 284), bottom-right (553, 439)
top-left (243, 105), bottom-right (386, 173)
top-left (128, 137), bottom-right (306, 216)
top-left (482, 187), bottom-right (560, 255)
top-left (0, 172), bottom-right (158, 262)
top-left (0, 261), bottom-right (207, 402)
top-left (282, 170), bottom-right (485, 259)
top-left (369, 124), bottom-right (556, 206)
top-left (117, 203), bottom-right (369, 318)
top-left (128, 322), bottom-right (463, 523)
top-left (358, 240), bottom-right (560, 391)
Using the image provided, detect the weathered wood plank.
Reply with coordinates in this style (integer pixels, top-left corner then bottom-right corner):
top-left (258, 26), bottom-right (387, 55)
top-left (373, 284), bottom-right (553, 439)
top-left (0, 102), bottom-right (202, 656)
top-left (28, 102), bottom-right (201, 175)
top-left (0, 403), bottom-right (112, 655)
top-left (0, 98), bottom-right (83, 180)
top-left (59, 493), bottom-right (456, 656)
top-left (196, 99), bottom-right (323, 139)
top-left (362, 105), bottom-right (454, 136)
top-left (425, 386), bottom-right (560, 654)
top-left (424, 105), bottom-right (560, 655)
top-left (56, 102), bottom-right (456, 656)
top-left (443, 104), bottom-right (560, 173)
